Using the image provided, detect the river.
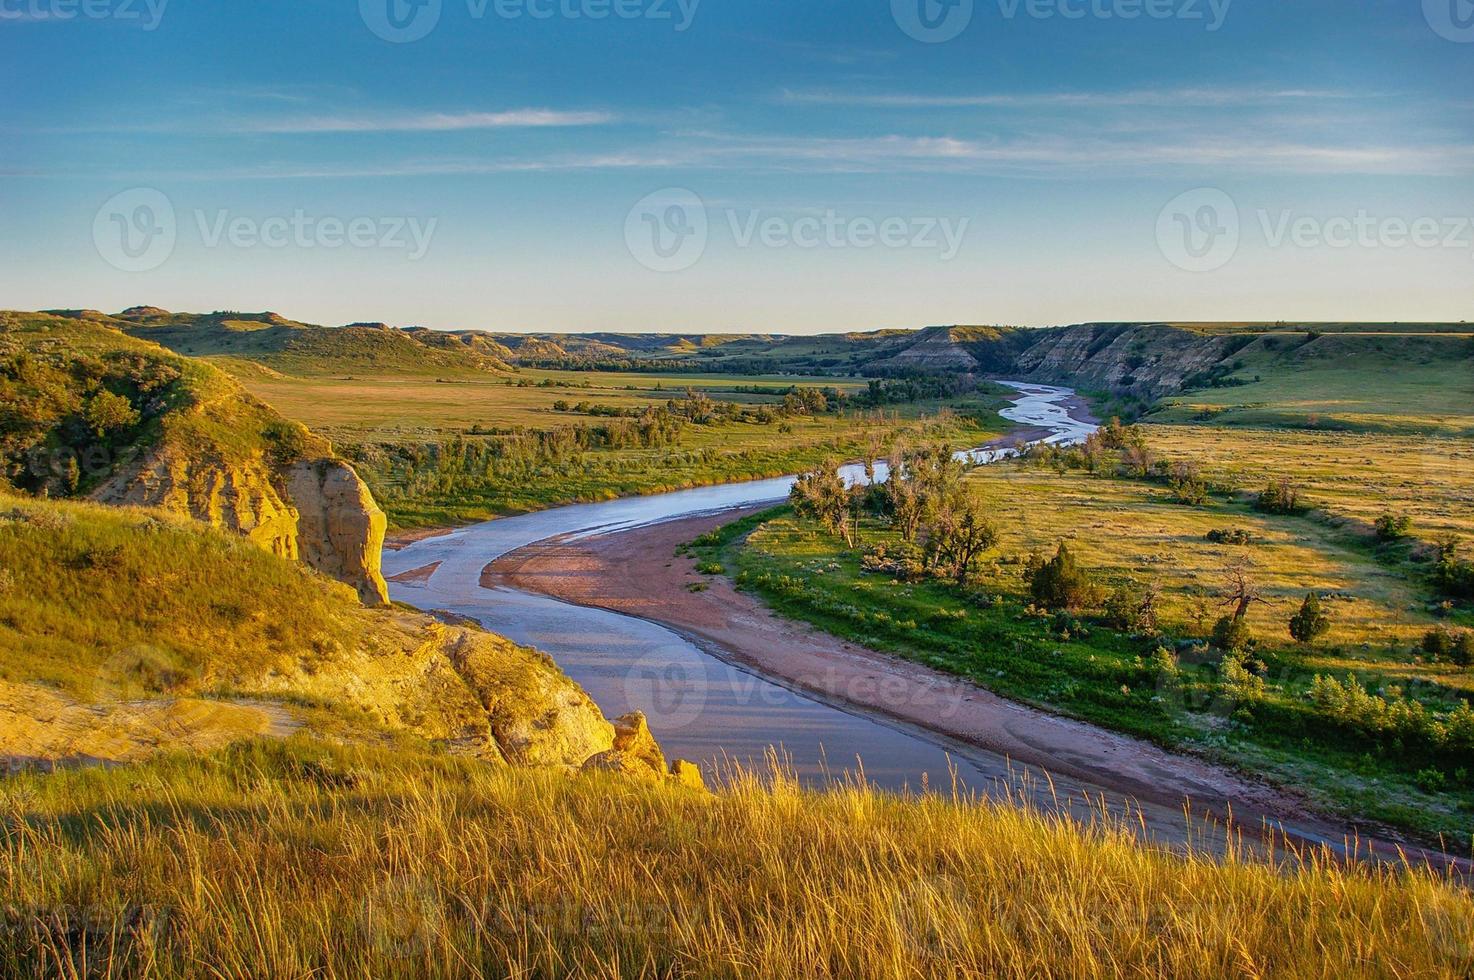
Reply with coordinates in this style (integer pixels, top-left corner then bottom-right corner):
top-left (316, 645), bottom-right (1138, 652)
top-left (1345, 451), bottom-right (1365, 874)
top-left (381, 383), bottom-right (1377, 855)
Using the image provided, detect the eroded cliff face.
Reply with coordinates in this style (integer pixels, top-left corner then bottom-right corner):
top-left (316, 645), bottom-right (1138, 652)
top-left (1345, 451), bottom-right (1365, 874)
top-left (1015, 324), bottom-right (1237, 400)
top-left (95, 450), bottom-right (391, 606)
top-left (285, 459), bottom-right (390, 605)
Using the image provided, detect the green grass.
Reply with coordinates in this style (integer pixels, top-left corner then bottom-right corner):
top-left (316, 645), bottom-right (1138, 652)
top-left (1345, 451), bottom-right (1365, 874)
top-left (734, 502), bottom-right (1474, 841)
top-left (2, 737), bottom-right (1470, 979)
top-left (1150, 332), bottom-right (1474, 435)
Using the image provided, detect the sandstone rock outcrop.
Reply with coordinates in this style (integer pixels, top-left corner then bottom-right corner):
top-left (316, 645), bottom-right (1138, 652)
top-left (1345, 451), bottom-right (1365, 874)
top-left (96, 449), bottom-right (391, 606)
top-left (286, 459), bottom-right (390, 605)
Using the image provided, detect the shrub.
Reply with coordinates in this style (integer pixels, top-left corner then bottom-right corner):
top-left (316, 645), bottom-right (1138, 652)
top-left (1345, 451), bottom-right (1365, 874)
top-left (1288, 592), bottom-right (1331, 645)
top-left (1219, 650), bottom-right (1266, 698)
top-left (1027, 543), bottom-right (1104, 612)
top-left (1103, 582), bottom-right (1159, 634)
top-left (1374, 513), bottom-right (1413, 542)
top-left (1206, 528), bottom-right (1252, 546)
top-left (1453, 632), bottom-right (1474, 669)
top-left (1255, 478), bottom-right (1302, 515)
top-left (1211, 615), bottom-right (1252, 653)
top-left (83, 389), bottom-right (141, 439)
top-left (859, 542), bottom-right (926, 583)
top-left (1150, 647), bottom-right (1180, 686)
top-left (1433, 539), bottom-right (1474, 600)
top-left (1423, 627), bottom-right (1455, 660)
top-left (1167, 461), bottom-right (1208, 505)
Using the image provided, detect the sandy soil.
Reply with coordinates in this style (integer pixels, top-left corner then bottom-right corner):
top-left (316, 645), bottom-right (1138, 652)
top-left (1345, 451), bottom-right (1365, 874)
top-left (385, 527), bottom-right (454, 552)
top-left (388, 561), bottom-right (442, 584)
top-left (0, 681), bottom-right (301, 772)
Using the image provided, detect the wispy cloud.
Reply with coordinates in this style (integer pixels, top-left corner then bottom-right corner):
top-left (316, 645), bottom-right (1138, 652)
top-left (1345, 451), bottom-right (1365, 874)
top-left (233, 109), bottom-right (617, 134)
top-left (103, 133), bottom-right (1471, 181)
top-left (778, 87), bottom-right (1375, 109)
top-left (26, 108), bottom-right (618, 136)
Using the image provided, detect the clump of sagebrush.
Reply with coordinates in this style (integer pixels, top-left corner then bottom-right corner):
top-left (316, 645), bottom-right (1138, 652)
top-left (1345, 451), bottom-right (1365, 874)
top-left (1375, 512), bottom-right (1413, 542)
top-left (1, 738), bottom-right (1471, 980)
top-left (1255, 477), bottom-right (1304, 515)
top-left (1205, 527), bottom-right (1253, 546)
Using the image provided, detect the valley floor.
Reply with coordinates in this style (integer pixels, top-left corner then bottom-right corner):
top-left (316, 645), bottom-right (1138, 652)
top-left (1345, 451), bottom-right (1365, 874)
top-left (484, 509), bottom-right (1465, 869)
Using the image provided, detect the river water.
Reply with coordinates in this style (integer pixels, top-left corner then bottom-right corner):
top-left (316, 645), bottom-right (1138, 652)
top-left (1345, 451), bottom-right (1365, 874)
top-left (382, 382), bottom-right (1464, 862)
top-left (382, 384), bottom-right (1222, 832)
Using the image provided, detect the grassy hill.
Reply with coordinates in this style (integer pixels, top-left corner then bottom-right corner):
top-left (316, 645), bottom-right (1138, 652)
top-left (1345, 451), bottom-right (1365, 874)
top-left (0, 311), bottom-right (327, 499)
top-left (53, 308), bottom-right (514, 378)
top-left (3, 736), bottom-right (1470, 978)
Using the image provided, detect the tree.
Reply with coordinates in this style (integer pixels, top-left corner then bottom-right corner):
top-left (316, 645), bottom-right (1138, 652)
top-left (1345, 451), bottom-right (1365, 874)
top-left (1104, 581), bottom-right (1160, 634)
top-left (1211, 614), bottom-right (1253, 653)
top-left (1028, 542), bottom-right (1103, 611)
top-left (790, 461), bottom-right (856, 547)
top-left (1452, 631), bottom-right (1474, 669)
top-left (1255, 478), bottom-right (1302, 515)
top-left (881, 449), bottom-right (925, 543)
top-left (1168, 460), bottom-right (1208, 505)
top-left (924, 497), bottom-right (998, 587)
top-left (1288, 592), bottom-right (1331, 645)
top-left (1220, 562), bottom-right (1272, 623)
top-left (83, 390), bottom-right (140, 439)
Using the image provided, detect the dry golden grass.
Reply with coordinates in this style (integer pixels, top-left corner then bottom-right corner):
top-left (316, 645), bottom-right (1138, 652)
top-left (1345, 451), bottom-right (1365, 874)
top-left (1143, 424), bottom-right (1474, 544)
top-left (968, 462), bottom-right (1438, 655)
top-left (3, 739), bottom-right (1471, 979)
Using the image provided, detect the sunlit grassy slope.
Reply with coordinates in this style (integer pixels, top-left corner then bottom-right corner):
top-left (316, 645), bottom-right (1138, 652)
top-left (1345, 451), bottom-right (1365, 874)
top-left (3, 738), bottom-right (1470, 980)
top-left (1149, 331), bottom-right (1474, 435)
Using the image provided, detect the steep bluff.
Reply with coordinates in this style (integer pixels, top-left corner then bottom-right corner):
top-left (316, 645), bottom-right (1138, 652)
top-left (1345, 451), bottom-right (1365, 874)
top-left (0, 493), bottom-right (701, 787)
top-left (1, 312), bottom-right (390, 605)
top-left (1012, 323), bottom-right (1239, 400)
top-left (94, 446), bottom-right (391, 605)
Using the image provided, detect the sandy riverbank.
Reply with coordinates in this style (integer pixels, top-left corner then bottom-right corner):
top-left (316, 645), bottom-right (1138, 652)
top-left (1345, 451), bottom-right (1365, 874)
top-left (484, 510), bottom-right (1312, 823)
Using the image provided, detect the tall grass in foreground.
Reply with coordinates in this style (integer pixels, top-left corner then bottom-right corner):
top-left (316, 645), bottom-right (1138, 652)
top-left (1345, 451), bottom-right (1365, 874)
top-left (2, 739), bottom-right (1470, 979)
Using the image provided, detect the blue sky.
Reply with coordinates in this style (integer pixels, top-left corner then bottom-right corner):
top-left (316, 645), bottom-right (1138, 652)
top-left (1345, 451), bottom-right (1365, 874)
top-left (1, 0), bottom-right (1471, 333)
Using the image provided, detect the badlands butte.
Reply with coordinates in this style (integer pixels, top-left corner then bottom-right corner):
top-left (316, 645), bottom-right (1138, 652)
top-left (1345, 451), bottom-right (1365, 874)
top-left (2, 307), bottom-right (1473, 977)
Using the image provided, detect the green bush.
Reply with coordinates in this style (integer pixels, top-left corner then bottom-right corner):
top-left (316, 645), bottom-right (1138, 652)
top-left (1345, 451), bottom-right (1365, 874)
top-left (1211, 615), bottom-right (1253, 653)
top-left (1374, 512), bottom-right (1413, 542)
top-left (1103, 582), bottom-right (1158, 634)
top-left (1255, 478), bottom-right (1303, 515)
top-left (1026, 543), bottom-right (1104, 612)
top-left (1288, 592), bottom-right (1331, 645)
